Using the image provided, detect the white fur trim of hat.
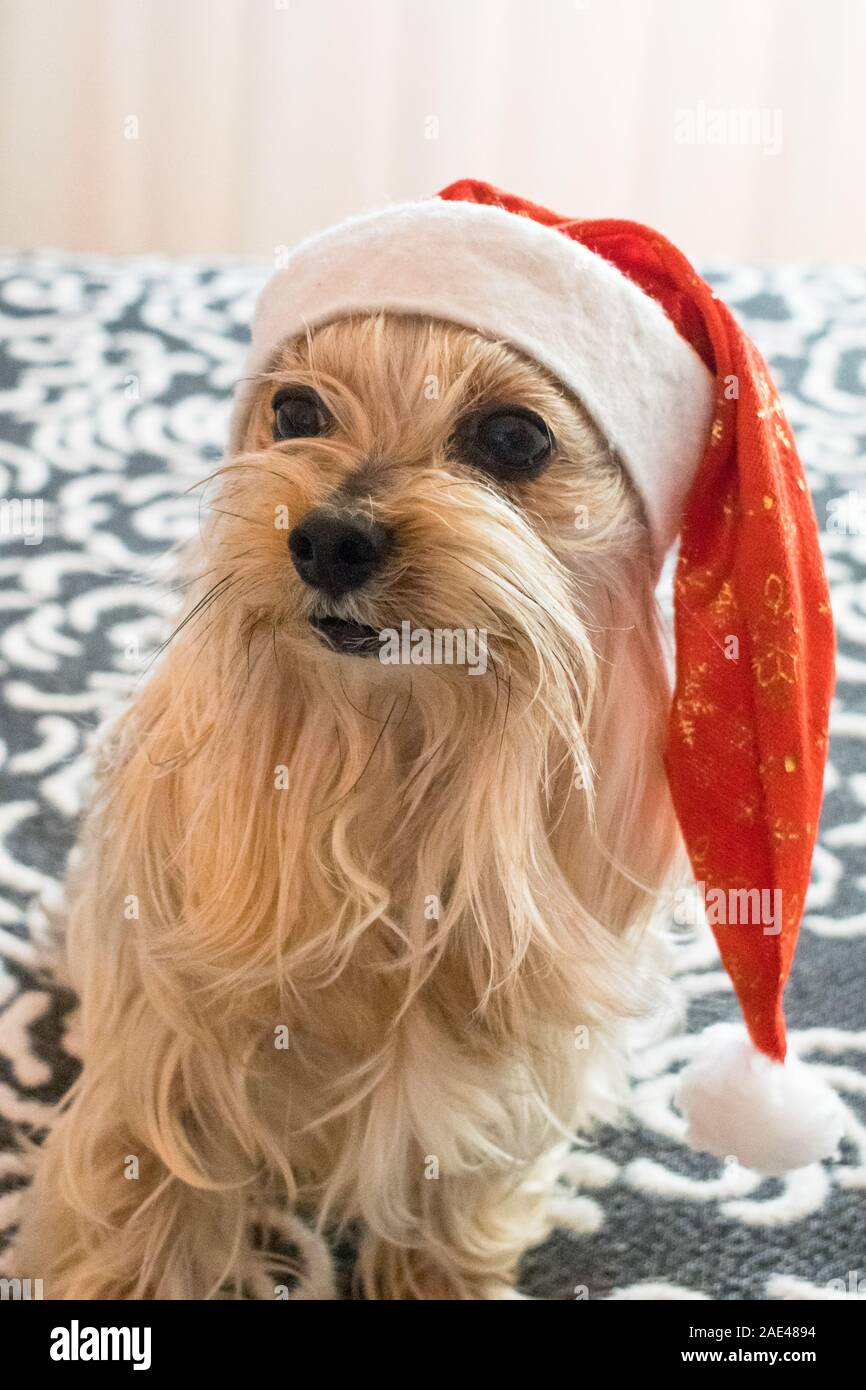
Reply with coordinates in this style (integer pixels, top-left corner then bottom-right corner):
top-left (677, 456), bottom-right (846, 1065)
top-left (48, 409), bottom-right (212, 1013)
top-left (229, 198), bottom-right (714, 561)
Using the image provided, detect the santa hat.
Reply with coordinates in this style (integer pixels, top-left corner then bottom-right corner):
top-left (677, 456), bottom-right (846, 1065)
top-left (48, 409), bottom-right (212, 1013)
top-left (231, 179), bottom-right (843, 1174)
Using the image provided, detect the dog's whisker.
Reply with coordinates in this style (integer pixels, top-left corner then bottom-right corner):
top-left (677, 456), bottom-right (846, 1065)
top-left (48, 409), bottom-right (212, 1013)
top-left (186, 459), bottom-right (298, 500)
top-left (140, 572), bottom-right (237, 676)
top-left (207, 506), bottom-right (270, 528)
top-left (498, 666), bottom-right (513, 760)
top-left (337, 668), bottom-right (386, 722)
top-left (270, 618), bottom-right (282, 679)
top-left (313, 689), bottom-right (405, 816)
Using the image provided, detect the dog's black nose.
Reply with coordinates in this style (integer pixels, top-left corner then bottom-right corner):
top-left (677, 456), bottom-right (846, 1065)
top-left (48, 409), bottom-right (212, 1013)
top-left (288, 509), bottom-right (390, 596)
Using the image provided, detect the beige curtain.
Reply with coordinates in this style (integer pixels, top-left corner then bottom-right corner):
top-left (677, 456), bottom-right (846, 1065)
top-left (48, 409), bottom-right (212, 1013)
top-left (1, 0), bottom-right (863, 260)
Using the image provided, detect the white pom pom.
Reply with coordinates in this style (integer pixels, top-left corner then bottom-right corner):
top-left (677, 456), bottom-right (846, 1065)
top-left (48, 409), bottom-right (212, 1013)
top-left (675, 1023), bottom-right (846, 1175)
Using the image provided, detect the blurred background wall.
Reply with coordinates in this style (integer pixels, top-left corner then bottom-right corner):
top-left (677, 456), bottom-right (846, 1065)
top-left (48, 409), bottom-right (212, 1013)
top-left (0, 0), bottom-right (864, 262)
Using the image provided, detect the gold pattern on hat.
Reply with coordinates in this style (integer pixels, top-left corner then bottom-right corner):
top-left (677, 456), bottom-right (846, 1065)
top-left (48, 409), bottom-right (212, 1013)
top-left (752, 643), bottom-right (798, 689)
top-left (749, 575), bottom-right (798, 702)
top-left (771, 817), bottom-right (801, 845)
top-left (709, 579), bottom-right (737, 623)
top-left (674, 661), bottom-right (717, 749)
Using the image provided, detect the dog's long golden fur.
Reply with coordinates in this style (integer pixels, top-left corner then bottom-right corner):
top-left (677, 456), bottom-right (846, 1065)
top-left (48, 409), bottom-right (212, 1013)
top-left (16, 315), bottom-right (680, 1298)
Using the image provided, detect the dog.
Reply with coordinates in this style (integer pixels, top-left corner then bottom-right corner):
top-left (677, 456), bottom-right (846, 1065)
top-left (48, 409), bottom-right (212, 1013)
top-left (16, 310), bottom-right (681, 1299)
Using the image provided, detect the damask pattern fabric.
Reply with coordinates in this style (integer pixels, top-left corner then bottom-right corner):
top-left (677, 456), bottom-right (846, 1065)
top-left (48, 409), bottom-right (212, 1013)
top-left (0, 252), bottom-right (863, 1300)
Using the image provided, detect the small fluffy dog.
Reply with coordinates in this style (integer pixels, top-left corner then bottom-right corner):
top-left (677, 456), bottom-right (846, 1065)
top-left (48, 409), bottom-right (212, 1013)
top-left (18, 310), bottom-right (682, 1299)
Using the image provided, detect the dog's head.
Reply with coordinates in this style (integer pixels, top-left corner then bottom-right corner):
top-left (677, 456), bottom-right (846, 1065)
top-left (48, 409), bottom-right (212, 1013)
top-left (200, 313), bottom-right (654, 741)
top-left (123, 312), bottom-right (680, 1025)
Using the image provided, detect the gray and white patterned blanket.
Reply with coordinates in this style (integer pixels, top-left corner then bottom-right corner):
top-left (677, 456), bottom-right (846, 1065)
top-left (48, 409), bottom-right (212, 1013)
top-left (0, 252), bottom-right (864, 1300)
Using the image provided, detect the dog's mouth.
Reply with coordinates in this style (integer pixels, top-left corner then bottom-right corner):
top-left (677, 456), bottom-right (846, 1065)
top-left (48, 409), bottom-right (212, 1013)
top-left (309, 615), bottom-right (381, 657)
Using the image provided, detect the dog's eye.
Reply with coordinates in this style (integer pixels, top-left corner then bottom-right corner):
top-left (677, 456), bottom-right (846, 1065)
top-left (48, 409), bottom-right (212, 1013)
top-left (455, 406), bottom-right (554, 480)
top-left (272, 388), bottom-right (331, 441)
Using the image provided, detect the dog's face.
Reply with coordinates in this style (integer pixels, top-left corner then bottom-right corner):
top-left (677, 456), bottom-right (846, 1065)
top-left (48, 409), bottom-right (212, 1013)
top-left (102, 313), bottom-right (677, 1063)
top-left (202, 313), bottom-right (648, 720)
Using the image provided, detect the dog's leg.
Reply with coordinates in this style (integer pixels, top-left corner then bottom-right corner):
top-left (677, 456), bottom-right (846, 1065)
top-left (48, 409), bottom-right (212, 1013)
top-left (15, 1047), bottom-right (262, 1300)
top-left (355, 1164), bottom-right (553, 1300)
top-left (17, 1122), bottom-right (241, 1299)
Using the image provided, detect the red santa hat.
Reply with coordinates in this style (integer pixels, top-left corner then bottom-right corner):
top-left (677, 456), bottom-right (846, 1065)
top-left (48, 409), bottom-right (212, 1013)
top-left (230, 179), bottom-right (844, 1174)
